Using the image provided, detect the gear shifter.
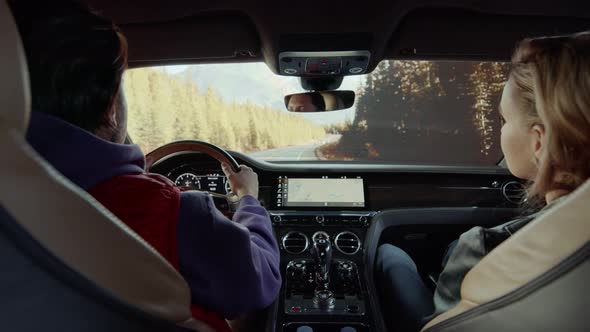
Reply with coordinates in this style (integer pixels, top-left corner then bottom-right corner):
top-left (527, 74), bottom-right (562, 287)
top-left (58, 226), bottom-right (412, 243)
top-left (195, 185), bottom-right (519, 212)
top-left (310, 233), bottom-right (335, 310)
top-left (311, 236), bottom-right (332, 287)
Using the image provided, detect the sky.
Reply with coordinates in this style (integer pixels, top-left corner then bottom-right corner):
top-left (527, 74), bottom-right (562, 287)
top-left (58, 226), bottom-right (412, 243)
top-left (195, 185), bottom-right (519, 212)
top-left (156, 63), bottom-right (364, 125)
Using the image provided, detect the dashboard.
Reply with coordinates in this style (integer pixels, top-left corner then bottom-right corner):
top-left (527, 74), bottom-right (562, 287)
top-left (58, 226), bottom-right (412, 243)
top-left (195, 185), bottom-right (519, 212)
top-left (169, 169), bottom-right (368, 207)
top-left (149, 150), bottom-right (522, 332)
top-left (151, 151), bottom-right (522, 212)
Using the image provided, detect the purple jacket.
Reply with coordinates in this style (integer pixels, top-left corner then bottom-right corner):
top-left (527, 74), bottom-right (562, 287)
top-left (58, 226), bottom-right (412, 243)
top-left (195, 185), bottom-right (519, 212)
top-left (26, 112), bottom-right (281, 319)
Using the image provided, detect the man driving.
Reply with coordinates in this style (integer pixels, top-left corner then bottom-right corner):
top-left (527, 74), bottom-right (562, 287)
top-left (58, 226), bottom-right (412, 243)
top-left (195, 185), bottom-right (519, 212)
top-left (11, 1), bottom-right (281, 330)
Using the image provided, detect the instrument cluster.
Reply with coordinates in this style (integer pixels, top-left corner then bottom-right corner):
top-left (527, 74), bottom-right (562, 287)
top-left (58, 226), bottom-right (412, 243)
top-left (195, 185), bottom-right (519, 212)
top-left (172, 171), bottom-right (232, 194)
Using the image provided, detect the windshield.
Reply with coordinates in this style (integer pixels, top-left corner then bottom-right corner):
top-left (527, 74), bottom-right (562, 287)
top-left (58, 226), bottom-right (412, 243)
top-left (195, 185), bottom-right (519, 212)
top-left (124, 60), bottom-right (509, 166)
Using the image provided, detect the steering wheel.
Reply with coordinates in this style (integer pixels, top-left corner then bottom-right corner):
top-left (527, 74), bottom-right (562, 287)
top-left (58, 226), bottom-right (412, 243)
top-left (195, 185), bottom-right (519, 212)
top-left (145, 140), bottom-right (241, 213)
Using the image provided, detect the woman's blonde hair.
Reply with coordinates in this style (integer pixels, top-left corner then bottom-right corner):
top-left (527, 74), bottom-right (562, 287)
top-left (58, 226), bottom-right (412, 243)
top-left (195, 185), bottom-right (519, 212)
top-left (510, 31), bottom-right (590, 200)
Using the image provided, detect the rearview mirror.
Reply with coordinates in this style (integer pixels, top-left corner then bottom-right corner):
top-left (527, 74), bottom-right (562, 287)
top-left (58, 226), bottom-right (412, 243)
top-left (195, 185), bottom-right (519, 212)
top-left (285, 91), bottom-right (355, 113)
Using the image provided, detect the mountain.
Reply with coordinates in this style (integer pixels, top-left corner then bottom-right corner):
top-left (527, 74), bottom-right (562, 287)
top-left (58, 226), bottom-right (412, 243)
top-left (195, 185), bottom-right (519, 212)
top-left (170, 63), bottom-right (359, 125)
top-left (176, 63), bottom-right (301, 111)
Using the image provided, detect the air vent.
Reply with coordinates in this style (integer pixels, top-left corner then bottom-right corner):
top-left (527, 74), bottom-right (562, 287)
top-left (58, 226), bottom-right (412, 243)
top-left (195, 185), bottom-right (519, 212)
top-left (282, 232), bottom-right (309, 254)
top-left (335, 232), bottom-right (361, 255)
top-left (502, 181), bottom-right (526, 204)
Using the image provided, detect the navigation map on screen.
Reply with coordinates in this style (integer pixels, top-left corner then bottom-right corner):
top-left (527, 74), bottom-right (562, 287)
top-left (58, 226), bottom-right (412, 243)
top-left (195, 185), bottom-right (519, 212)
top-left (278, 177), bottom-right (365, 207)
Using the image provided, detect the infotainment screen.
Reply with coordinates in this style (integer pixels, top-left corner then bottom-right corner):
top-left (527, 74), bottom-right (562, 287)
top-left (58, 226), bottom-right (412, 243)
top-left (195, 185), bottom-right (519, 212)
top-left (277, 176), bottom-right (365, 208)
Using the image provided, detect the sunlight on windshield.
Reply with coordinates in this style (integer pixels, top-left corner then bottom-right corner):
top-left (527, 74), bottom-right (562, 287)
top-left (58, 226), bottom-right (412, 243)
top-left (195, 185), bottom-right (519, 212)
top-left (124, 60), bottom-right (508, 165)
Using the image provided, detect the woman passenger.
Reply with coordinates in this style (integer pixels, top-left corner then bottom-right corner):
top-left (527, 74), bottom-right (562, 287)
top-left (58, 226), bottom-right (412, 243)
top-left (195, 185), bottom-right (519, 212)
top-left (375, 31), bottom-right (590, 332)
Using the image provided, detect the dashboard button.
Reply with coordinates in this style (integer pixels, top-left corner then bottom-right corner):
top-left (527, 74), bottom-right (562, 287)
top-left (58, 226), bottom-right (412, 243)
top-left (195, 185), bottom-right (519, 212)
top-left (315, 215), bottom-right (324, 224)
top-left (272, 215), bottom-right (282, 223)
top-left (346, 305), bottom-right (359, 313)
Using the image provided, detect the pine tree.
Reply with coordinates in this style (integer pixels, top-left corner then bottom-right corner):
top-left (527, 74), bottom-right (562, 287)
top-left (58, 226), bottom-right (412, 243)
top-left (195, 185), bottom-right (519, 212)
top-left (123, 67), bottom-right (328, 153)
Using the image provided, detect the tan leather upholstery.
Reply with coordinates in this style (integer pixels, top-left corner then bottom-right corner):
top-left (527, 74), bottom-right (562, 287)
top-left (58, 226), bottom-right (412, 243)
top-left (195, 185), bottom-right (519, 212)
top-left (0, 2), bottom-right (212, 331)
top-left (320, 92), bottom-right (338, 110)
top-left (0, 0), bottom-right (30, 133)
top-left (422, 179), bottom-right (590, 331)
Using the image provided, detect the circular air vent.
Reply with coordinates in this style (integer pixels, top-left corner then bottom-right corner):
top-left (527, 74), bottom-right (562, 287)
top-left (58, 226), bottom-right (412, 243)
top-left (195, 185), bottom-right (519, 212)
top-left (502, 181), bottom-right (526, 204)
top-left (282, 232), bottom-right (309, 254)
top-left (335, 231), bottom-right (361, 255)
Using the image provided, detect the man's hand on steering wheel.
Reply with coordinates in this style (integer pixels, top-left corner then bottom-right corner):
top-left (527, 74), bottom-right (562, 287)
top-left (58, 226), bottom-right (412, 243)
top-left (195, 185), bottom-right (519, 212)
top-left (222, 163), bottom-right (259, 200)
top-left (145, 140), bottom-right (253, 214)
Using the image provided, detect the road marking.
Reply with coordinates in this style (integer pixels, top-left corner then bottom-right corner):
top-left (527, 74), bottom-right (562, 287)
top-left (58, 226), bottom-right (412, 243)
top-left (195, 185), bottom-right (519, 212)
top-left (297, 145), bottom-right (319, 160)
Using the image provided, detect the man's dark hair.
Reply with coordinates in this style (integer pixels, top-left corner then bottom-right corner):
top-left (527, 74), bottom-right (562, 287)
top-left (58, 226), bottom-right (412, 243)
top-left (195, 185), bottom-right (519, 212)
top-left (9, 0), bottom-right (128, 132)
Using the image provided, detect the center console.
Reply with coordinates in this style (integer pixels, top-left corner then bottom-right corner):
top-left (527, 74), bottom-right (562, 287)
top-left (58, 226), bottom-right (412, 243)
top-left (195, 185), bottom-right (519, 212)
top-left (285, 234), bottom-right (364, 316)
top-left (270, 175), bottom-right (375, 332)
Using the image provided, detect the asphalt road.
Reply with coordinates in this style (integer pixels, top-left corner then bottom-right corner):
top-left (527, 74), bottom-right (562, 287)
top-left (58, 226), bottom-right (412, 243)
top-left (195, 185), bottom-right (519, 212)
top-left (250, 135), bottom-right (341, 161)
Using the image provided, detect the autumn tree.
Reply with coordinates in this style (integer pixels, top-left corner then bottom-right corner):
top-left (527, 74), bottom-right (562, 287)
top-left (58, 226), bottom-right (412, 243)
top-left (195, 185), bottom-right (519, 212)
top-left (333, 60), bottom-right (509, 165)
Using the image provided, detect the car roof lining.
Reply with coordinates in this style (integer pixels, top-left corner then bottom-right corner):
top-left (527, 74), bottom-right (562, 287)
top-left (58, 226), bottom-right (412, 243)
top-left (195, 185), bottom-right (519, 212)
top-left (386, 8), bottom-right (590, 61)
top-left (121, 12), bottom-right (261, 66)
top-left (83, 0), bottom-right (590, 70)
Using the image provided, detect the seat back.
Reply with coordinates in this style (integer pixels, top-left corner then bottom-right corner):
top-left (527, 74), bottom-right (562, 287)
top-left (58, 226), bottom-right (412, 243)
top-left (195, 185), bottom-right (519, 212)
top-left (0, 1), bottom-right (212, 331)
top-left (422, 180), bottom-right (590, 332)
top-left (0, 206), bottom-right (194, 332)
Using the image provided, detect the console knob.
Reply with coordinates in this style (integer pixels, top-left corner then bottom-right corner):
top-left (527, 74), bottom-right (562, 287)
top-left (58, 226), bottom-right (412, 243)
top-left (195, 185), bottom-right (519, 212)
top-left (337, 261), bottom-right (355, 283)
top-left (272, 215), bottom-right (282, 223)
top-left (316, 215), bottom-right (324, 224)
top-left (359, 216), bottom-right (368, 225)
top-left (287, 261), bottom-right (308, 281)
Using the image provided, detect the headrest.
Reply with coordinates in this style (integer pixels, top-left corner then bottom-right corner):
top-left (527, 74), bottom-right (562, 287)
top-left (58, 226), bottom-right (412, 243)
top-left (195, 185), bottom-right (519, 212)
top-left (320, 92), bottom-right (338, 110)
top-left (0, 0), bottom-right (30, 134)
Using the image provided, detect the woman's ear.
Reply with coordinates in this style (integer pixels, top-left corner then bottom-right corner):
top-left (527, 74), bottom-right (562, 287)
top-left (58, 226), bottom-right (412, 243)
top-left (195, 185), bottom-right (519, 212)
top-left (530, 123), bottom-right (546, 161)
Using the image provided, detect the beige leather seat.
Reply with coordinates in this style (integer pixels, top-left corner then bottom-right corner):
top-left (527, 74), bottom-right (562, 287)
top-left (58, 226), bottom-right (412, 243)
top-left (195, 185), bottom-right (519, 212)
top-left (421, 180), bottom-right (590, 331)
top-left (0, 1), bottom-right (212, 331)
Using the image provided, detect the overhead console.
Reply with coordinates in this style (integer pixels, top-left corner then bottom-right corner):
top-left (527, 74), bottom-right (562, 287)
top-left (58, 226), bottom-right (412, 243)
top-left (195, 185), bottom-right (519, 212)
top-left (278, 51), bottom-right (370, 77)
